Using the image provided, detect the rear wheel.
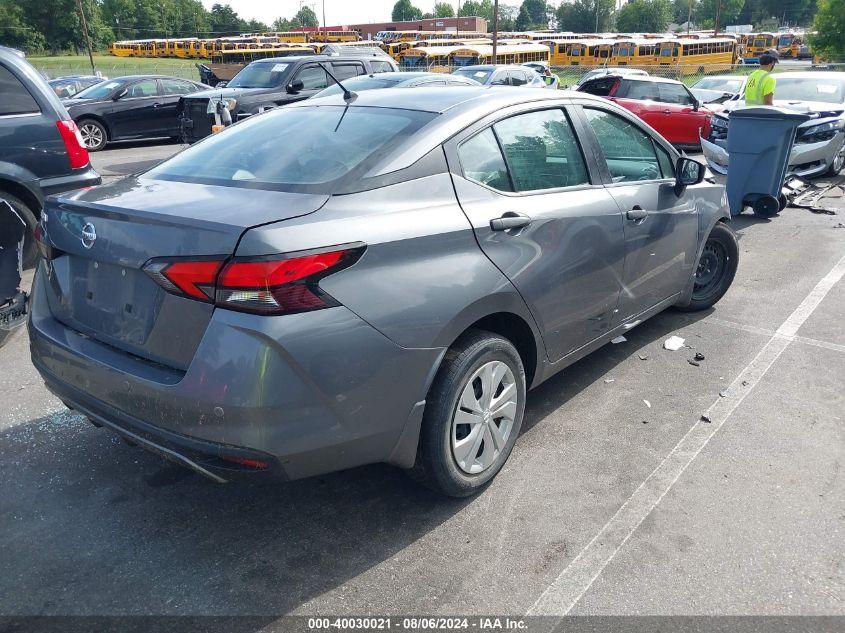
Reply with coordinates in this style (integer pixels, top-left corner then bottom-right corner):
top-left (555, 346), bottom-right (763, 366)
top-left (78, 119), bottom-right (108, 151)
top-left (680, 222), bottom-right (739, 311)
top-left (409, 331), bottom-right (526, 497)
top-left (0, 192), bottom-right (38, 270)
top-left (752, 195), bottom-right (780, 218)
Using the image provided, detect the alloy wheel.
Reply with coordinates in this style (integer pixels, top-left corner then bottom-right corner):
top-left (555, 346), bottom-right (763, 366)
top-left (80, 123), bottom-right (104, 149)
top-left (451, 360), bottom-right (518, 475)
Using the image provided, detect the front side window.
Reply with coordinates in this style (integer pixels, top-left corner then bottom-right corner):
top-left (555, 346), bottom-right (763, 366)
top-left (493, 109), bottom-right (590, 191)
top-left (148, 105), bottom-right (435, 192)
top-left (228, 62), bottom-right (291, 89)
top-left (458, 128), bottom-right (513, 192)
top-left (584, 108), bottom-right (661, 183)
top-left (0, 65), bottom-right (39, 116)
top-left (658, 82), bottom-right (695, 105)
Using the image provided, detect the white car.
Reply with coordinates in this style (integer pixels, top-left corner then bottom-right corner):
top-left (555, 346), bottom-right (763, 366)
top-left (702, 71), bottom-right (845, 178)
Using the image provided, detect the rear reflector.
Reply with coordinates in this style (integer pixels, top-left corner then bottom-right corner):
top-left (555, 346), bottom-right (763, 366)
top-left (142, 245), bottom-right (364, 316)
top-left (55, 120), bottom-right (90, 169)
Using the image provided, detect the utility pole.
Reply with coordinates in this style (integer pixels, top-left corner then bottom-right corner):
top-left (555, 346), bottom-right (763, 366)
top-left (456, 1), bottom-right (461, 39)
top-left (492, 0), bottom-right (498, 64)
top-left (687, 0), bottom-right (693, 35)
top-left (595, 0), bottom-right (600, 34)
top-left (322, 0), bottom-right (326, 29)
top-left (713, 0), bottom-right (722, 36)
top-left (75, 0), bottom-right (96, 75)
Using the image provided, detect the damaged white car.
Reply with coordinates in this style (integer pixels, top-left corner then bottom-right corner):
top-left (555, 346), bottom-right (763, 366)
top-left (701, 72), bottom-right (845, 179)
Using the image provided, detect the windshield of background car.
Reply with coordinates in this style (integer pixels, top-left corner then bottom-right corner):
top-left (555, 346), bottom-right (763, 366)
top-left (315, 76), bottom-right (402, 97)
top-left (774, 78), bottom-right (845, 104)
top-left (147, 105), bottom-right (437, 193)
top-left (453, 68), bottom-right (492, 84)
top-left (694, 77), bottom-right (743, 92)
top-left (227, 62), bottom-right (291, 88)
top-left (74, 79), bottom-right (122, 100)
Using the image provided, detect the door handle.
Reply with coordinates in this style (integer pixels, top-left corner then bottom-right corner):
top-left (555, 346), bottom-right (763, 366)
top-left (152, 102), bottom-right (163, 108)
top-left (490, 212), bottom-right (531, 231)
top-left (662, 109), bottom-right (672, 114)
top-left (627, 206), bottom-right (648, 221)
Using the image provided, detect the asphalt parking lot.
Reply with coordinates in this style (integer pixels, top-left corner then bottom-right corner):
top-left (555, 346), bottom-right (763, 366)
top-left (1, 141), bottom-right (843, 622)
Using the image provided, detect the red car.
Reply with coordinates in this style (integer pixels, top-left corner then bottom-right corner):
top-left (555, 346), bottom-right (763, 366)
top-left (577, 74), bottom-right (712, 149)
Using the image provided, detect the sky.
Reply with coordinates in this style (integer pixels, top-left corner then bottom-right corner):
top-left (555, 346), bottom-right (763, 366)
top-left (205, 0), bottom-right (438, 27)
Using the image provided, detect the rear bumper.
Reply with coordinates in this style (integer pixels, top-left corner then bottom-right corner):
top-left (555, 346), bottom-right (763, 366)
top-left (39, 166), bottom-right (101, 197)
top-left (28, 264), bottom-right (441, 480)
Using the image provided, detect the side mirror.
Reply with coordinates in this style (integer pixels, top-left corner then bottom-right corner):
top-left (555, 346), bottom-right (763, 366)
top-left (113, 88), bottom-right (127, 100)
top-left (217, 81), bottom-right (228, 88)
top-left (675, 156), bottom-right (705, 194)
top-left (490, 79), bottom-right (507, 86)
top-left (287, 79), bottom-right (304, 94)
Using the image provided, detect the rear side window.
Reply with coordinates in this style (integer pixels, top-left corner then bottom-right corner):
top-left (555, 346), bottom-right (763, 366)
top-left (370, 60), bottom-right (395, 73)
top-left (458, 128), bottom-right (513, 192)
top-left (493, 109), bottom-right (589, 191)
top-left (148, 105), bottom-right (436, 192)
top-left (580, 77), bottom-right (617, 97)
top-left (0, 65), bottom-right (39, 116)
top-left (161, 79), bottom-right (196, 95)
top-left (619, 80), bottom-right (659, 100)
top-left (583, 108), bottom-right (661, 182)
top-left (331, 63), bottom-right (365, 81)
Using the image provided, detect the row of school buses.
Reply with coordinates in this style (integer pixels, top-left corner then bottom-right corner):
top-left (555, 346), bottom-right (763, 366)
top-left (108, 29), bottom-right (812, 74)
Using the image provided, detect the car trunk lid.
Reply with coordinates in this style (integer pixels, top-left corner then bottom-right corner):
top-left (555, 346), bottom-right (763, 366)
top-left (40, 176), bottom-right (328, 370)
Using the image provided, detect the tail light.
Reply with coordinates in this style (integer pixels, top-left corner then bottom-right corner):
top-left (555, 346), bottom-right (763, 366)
top-left (55, 120), bottom-right (90, 169)
top-left (143, 244), bottom-right (364, 316)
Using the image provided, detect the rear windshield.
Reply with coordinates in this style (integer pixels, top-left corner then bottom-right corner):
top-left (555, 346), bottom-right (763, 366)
top-left (693, 77), bottom-right (743, 93)
top-left (452, 68), bottom-right (491, 84)
top-left (227, 62), bottom-right (291, 88)
top-left (148, 105), bottom-right (437, 193)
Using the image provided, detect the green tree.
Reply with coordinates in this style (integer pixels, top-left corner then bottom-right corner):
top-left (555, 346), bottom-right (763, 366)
top-left (0, 0), bottom-right (46, 51)
top-left (672, 0), bottom-right (698, 25)
top-left (556, 0), bottom-right (615, 33)
top-left (208, 3), bottom-right (244, 34)
top-left (272, 17), bottom-right (293, 31)
top-left (696, 0), bottom-right (744, 28)
top-left (459, 0), bottom-right (494, 20)
top-left (616, 0), bottom-right (672, 32)
top-left (811, 0), bottom-right (845, 59)
top-left (293, 6), bottom-right (319, 27)
top-left (392, 0), bottom-right (424, 20)
top-left (434, 2), bottom-right (455, 17)
top-left (518, 0), bottom-right (550, 28)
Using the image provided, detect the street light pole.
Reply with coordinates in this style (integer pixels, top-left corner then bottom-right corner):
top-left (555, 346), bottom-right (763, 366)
top-left (75, 0), bottom-right (96, 75)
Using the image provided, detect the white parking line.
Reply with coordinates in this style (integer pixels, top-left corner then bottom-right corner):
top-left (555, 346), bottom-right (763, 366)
top-left (527, 252), bottom-right (845, 617)
top-left (708, 316), bottom-right (845, 355)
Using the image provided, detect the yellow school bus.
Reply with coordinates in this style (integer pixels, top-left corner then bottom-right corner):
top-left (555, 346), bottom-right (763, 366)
top-left (309, 30), bottom-right (360, 43)
top-left (657, 37), bottom-right (737, 74)
top-left (609, 38), bottom-right (665, 66)
top-left (172, 39), bottom-right (198, 58)
top-left (399, 45), bottom-right (465, 72)
top-left (109, 41), bottom-right (135, 57)
top-left (545, 39), bottom-right (612, 66)
top-left (308, 40), bottom-right (382, 54)
top-left (449, 43), bottom-right (550, 67)
top-left (265, 31), bottom-right (308, 43)
top-left (744, 32), bottom-right (777, 62)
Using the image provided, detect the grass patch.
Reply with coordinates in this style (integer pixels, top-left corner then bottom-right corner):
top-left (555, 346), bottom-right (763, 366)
top-left (28, 54), bottom-right (200, 80)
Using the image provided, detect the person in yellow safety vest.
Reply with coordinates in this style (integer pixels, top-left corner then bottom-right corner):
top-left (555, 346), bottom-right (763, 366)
top-left (744, 48), bottom-right (779, 105)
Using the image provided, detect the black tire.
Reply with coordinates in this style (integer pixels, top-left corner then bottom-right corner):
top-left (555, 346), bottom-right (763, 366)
top-left (0, 191), bottom-right (38, 270)
top-left (77, 118), bottom-right (108, 151)
top-left (826, 145), bottom-right (844, 176)
top-left (409, 330), bottom-right (527, 497)
top-left (680, 222), bottom-right (739, 312)
top-left (778, 194), bottom-right (789, 212)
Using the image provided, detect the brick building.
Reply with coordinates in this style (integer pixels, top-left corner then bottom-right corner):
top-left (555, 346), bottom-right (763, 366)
top-left (347, 17), bottom-right (489, 40)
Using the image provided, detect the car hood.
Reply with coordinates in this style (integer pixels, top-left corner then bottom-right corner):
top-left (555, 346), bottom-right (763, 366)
top-left (186, 86), bottom-right (276, 100)
top-left (718, 99), bottom-right (845, 119)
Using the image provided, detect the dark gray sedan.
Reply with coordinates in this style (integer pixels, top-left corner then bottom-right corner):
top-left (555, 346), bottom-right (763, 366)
top-left (30, 88), bottom-right (738, 496)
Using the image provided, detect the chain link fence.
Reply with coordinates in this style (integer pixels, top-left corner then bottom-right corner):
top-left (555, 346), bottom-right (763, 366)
top-left (33, 59), bottom-right (845, 88)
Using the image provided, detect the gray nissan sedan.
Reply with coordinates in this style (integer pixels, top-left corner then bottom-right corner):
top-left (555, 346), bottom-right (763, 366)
top-left (30, 87), bottom-right (738, 496)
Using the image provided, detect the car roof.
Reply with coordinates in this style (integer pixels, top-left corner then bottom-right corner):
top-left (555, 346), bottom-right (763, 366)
top-left (772, 71), bottom-right (845, 80)
top-left (616, 75), bottom-right (682, 85)
top-left (454, 64), bottom-right (530, 72)
top-left (251, 55), bottom-right (389, 64)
